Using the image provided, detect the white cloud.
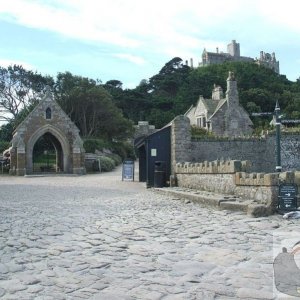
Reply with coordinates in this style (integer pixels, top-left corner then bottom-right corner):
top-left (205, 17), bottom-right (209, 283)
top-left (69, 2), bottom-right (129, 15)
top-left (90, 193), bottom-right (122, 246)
top-left (1, 0), bottom-right (299, 46)
top-left (0, 0), bottom-right (140, 48)
top-left (0, 59), bottom-right (35, 70)
top-left (113, 53), bottom-right (146, 65)
top-left (0, 0), bottom-right (245, 54)
top-left (1, 0), bottom-right (300, 82)
top-left (257, 0), bottom-right (300, 33)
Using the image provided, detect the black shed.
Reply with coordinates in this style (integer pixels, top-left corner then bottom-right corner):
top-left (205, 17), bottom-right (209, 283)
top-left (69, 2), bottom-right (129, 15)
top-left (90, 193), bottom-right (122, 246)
top-left (134, 125), bottom-right (171, 188)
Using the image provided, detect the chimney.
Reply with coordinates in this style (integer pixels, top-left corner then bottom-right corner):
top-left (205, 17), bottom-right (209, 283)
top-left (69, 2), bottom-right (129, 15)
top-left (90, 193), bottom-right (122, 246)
top-left (226, 71), bottom-right (238, 106)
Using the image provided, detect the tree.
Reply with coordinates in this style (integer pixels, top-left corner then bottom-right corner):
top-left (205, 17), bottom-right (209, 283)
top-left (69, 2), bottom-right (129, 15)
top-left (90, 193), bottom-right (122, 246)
top-left (0, 65), bottom-right (53, 122)
top-left (149, 57), bottom-right (190, 95)
top-left (55, 72), bottom-right (133, 140)
top-left (105, 80), bottom-right (122, 89)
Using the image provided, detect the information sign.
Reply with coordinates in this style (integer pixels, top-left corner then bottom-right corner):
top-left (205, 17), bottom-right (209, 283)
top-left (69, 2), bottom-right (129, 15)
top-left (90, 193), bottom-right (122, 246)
top-left (122, 159), bottom-right (134, 181)
top-left (278, 184), bottom-right (298, 212)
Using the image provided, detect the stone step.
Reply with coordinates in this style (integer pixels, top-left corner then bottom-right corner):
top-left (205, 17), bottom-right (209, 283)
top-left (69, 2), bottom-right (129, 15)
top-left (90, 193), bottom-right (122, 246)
top-left (154, 187), bottom-right (269, 217)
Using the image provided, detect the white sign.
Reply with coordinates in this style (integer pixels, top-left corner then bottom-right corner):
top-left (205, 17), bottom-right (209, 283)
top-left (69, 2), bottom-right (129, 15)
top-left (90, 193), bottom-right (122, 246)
top-left (151, 149), bottom-right (157, 157)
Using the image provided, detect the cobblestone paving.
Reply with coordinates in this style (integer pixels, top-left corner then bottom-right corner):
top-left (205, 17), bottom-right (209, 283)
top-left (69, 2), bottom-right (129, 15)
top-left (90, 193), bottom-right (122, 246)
top-left (0, 168), bottom-right (299, 299)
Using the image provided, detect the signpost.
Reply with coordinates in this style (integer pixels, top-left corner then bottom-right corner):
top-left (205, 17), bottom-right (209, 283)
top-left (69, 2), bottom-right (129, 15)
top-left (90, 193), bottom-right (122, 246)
top-left (278, 184), bottom-right (298, 213)
top-left (122, 159), bottom-right (135, 181)
top-left (274, 101), bottom-right (282, 172)
top-left (251, 102), bottom-right (282, 172)
top-left (251, 103), bottom-right (300, 214)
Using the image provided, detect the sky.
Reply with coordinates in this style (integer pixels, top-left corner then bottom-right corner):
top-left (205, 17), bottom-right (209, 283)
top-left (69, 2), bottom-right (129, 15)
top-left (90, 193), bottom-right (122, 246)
top-left (0, 0), bottom-right (300, 89)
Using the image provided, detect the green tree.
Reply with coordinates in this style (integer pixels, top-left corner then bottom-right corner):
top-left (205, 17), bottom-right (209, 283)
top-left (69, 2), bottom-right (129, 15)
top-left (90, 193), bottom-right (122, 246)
top-left (283, 93), bottom-right (300, 118)
top-left (0, 64), bottom-right (53, 122)
top-left (55, 72), bottom-right (133, 140)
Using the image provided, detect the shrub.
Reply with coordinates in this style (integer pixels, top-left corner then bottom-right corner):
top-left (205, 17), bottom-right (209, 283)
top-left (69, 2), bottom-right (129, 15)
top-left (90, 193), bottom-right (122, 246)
top-left (99, 156), bottom-right (115, 172)
top-left (83, 139), bottom-right (111, 153)
top-left (107, 153), bottom-right (122, 166)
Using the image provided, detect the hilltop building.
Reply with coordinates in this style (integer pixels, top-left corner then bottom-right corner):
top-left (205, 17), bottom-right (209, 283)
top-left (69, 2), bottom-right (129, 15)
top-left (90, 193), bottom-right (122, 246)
top-left (187, 40), bottom-right (279, 74)
top-left (185, 71), bottom-right (253, 137)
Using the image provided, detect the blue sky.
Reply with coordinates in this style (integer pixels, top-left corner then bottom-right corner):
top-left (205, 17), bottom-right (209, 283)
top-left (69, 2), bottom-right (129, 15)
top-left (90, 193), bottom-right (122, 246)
top-left (1, 0), bottom-right (300, 88)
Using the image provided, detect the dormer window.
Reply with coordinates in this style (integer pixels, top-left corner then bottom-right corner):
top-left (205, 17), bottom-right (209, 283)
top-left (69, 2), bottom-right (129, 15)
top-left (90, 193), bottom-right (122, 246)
top-left (46, 107), bottom-right (52, 120)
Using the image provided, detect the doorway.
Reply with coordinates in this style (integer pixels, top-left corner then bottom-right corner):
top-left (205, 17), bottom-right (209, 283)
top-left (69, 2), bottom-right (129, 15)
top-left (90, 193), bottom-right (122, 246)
top-left (32, 133), bottom-right (63, 173)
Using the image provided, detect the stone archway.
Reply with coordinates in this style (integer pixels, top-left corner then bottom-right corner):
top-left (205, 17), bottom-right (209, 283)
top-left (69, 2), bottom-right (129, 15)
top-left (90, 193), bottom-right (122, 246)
top-left (32, 133), bottom-right (63, 173)
top-left (27, 125), bottom-right (71, 174)
top-left (9, 90), bottom-right (86, 176)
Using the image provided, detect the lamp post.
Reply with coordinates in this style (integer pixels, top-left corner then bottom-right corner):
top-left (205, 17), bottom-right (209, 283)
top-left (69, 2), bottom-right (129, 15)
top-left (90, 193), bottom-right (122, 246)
top-left (275, 101), bottom-right (282, 172)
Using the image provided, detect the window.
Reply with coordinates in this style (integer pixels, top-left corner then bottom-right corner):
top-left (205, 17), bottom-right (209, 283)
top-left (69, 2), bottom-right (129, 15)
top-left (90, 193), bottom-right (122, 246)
top-left (203, 117), bottom-right (206, 127)
top-left (197, 118), bottom-right (201, 127)
top-left (46, 107), bottom-right (52, 119)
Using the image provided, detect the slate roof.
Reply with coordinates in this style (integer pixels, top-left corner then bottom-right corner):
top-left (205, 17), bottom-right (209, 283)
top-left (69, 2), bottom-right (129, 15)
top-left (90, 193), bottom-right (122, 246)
top-left (201, 98), bottom-right (220, 116)
top-left (209, 98), bottom-right (227, 120)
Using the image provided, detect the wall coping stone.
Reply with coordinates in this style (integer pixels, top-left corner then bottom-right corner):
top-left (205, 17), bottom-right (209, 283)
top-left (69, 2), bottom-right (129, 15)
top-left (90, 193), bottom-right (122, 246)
top-left (175, 160), bottom-right (251, 174)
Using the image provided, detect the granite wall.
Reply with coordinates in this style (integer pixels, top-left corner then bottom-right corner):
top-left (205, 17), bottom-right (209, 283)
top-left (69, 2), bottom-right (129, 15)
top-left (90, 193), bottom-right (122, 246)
top-left (175, 160), bottom-right (300, 215)
top-left (171, 115), bottom-right (300, 173)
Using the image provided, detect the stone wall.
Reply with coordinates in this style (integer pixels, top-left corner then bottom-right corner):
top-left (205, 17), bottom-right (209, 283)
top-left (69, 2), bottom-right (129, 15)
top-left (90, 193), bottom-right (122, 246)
top-left (190, 134), bottom-right (300, 173)
top-left (281, 133), bottom-right (300, 171)
top-left (171, 116), bottom-right (191, 174)
top-left (177, 173), bottom-right (237, 195)
top-left (175, 160), bottom-right (250, 174)
top-left (175, 160), bottom-right (300, 215)
top-left (174, 160), bottom-right (249, 194)
top-left (171, 115), bottom-right (300, 173)
top-left (190, 137), bottom-right (275, 172)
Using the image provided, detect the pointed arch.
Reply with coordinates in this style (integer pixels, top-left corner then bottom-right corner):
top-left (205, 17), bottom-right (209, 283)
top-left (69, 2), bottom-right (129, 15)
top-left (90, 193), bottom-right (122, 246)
top-left (26, 125), bottom-right (71, 174)
top-left (46, 107), bottom-right (52, 119)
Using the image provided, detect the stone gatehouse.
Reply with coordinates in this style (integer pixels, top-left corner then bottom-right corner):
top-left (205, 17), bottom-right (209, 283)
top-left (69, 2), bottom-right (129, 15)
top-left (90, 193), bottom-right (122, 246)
top-left (9, 90), bottom-right (86, 176)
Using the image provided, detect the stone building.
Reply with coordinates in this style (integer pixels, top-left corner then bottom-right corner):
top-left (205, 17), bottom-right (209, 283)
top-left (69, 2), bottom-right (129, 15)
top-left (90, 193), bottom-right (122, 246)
top-left (134, 121), bottom-right (156, 139)
top-left (256, 51), bottom-right (280, 74)
top-left (185, 71), bottom-right (253, 137)
top-left (197, 40), bottom-right (279, 74)
top-left (9, 89), bottom-right (86, 175)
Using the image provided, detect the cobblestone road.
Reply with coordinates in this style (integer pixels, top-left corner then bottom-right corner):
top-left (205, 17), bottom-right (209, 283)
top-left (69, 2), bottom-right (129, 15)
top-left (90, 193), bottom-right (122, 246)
top-left (0, 167), bottom-right (299, 299)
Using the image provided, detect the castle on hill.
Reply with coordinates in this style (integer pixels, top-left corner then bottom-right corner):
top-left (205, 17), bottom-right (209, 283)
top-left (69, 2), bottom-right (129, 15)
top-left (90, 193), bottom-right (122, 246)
top-left (186, 40), bottom-right (279, 74)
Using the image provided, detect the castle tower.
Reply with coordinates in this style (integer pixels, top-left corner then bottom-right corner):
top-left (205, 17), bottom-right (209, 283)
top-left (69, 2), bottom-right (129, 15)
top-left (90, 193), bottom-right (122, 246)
top-left (227, 40), bottom-right (240, 57)
top-left (202, 48), bottom-right (207, 65)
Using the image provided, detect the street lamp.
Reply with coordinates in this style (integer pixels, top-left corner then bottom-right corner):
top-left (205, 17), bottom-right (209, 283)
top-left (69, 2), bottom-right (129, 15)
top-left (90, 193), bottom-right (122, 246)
top-left (275, 101), bottom-right (282, 172)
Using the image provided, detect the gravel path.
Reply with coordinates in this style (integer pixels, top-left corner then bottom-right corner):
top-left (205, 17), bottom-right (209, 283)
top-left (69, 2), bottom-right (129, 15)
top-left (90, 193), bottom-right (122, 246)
top-left (0, 167), bottom-right (298, 299)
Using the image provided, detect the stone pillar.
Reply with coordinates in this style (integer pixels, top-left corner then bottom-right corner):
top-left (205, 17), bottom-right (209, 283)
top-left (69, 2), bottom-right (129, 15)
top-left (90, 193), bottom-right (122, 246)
top-left (72, 149), bottom-right (86, 175)
top-left (16, 147), bottom-right (26, 176)
top-left (9, 147), bottom-right (17, 175)
top-left (72, 136), bottom-right (86, 175)
top-left (171, 115), bottom-right (191, 174)
top-left (72, 152), bottom-right (80, 173)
